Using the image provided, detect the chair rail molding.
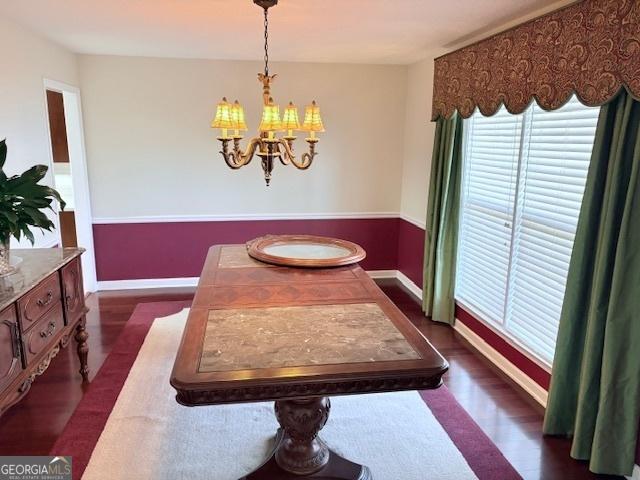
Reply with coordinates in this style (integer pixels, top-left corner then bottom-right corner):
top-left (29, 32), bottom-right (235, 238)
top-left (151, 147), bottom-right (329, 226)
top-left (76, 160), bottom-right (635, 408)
top-left (399, 214), bottom-right (426, 230)
top-left (92, 212), bottom-right (401, 224)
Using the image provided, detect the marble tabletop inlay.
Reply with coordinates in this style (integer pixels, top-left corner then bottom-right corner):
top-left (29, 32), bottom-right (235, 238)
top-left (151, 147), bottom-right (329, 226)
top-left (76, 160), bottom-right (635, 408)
top-left (218, 245), bottom-right (271, 269)
top-left (199, 303), bottom-right (421, 372)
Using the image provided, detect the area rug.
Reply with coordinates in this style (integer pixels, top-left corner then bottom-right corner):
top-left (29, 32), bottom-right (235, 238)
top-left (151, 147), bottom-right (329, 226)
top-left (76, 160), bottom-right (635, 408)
top-left (51, 301), bottom-right (521, 480)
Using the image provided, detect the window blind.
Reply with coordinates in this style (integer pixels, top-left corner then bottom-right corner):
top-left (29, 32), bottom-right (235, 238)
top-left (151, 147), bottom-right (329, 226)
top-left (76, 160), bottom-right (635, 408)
top-left (456, 96), bottom-right (600, 365)
top-left (456, 107), bottom-right (521, 324)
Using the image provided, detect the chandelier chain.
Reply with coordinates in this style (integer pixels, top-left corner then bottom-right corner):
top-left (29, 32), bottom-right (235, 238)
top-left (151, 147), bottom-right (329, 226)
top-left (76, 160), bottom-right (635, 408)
top-left (263, 7), bottom-right (269, 76)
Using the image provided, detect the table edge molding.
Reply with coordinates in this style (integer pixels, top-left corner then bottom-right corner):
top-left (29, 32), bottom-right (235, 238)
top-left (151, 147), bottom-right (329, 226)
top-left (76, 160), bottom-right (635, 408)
top-left (174, 373), bottom-right (445, 406)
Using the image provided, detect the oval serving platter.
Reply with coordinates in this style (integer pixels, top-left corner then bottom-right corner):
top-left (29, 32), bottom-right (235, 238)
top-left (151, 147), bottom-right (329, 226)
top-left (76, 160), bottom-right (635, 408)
top-left (246, 234), bottom-right (366, 268)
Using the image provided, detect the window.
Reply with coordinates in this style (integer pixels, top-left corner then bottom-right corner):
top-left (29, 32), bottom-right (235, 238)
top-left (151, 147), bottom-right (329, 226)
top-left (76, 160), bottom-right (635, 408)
top-left (455, 96), bottom-right (600, 365)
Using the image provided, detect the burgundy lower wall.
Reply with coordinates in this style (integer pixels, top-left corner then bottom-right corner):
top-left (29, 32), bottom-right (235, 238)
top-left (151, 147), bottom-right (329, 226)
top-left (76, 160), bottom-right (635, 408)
top-left (397, 219), bottom-right (425, 289)
top-left (455, 306), bottom-right (551, 389)
top-left (93, 218), bottom-right (400, 281)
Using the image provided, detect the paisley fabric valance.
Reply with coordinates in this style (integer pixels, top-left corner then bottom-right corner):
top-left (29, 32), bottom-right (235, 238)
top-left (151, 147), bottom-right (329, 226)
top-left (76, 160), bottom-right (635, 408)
top-left (432, 0), bottom-right (640, 120)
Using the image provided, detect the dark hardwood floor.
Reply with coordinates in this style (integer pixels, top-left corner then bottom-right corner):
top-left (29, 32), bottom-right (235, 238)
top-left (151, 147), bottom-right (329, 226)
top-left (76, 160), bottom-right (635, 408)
top-left (0, 281), bottom-right (620, 480)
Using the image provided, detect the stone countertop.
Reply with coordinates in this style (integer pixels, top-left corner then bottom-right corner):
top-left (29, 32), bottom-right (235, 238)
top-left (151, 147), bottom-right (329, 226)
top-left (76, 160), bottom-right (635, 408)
top-left (0, 248), bottom-right (84, 312)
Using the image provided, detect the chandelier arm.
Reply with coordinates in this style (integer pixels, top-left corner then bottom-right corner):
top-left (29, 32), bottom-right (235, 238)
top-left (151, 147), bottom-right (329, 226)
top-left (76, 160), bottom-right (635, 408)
top-left (297, 153), bottom-right (313, 170)
top-left (219, 137), bottom-right (261, 169)
top-left (219, 139), bottom-right (242, 169)
top-left (295, 140), bottom-right (318, 170)
top-left (278, 138), bottom-right (316, 170)
top-left (220, 150), bottom-right (244, 170)
top-left (235, 137), bottom-right (262, 166)
top-left (289, 139), bottom-right (318, 170)
top-left (277, 138), bottom-right (294, 165)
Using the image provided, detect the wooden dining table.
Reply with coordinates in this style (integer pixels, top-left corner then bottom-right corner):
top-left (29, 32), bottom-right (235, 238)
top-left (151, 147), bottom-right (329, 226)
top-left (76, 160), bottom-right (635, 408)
top-left (171, 244), bottom-right (448, 479)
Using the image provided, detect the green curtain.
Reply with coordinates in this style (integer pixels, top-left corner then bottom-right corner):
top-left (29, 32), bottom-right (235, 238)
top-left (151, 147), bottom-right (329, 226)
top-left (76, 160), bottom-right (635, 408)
top-left (422, 113), bottom-right (464, 324)
top-left (543, 91), bottom-right (640, 476)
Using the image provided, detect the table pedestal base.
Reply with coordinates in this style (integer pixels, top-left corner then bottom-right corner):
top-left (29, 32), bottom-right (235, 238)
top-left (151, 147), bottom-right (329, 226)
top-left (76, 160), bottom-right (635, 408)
top-left (240, 397), bottom-right (372, 480)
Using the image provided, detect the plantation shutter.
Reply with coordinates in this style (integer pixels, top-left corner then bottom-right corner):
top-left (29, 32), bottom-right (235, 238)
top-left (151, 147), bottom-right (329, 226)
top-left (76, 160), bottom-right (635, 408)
top-left (505, 96), bottom-right (600, 362)
top-left (456, 96), bottom-right (600, 364)
top-left (456, 106), bottom-right (522, 325)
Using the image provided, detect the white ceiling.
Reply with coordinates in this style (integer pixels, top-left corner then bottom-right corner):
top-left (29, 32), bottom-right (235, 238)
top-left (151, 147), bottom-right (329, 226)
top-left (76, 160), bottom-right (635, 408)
top-left (1, 0), bottom-right (565, 64)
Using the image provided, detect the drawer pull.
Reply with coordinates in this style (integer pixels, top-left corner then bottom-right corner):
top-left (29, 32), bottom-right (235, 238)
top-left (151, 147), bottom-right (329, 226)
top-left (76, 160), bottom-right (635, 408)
top-left (9, 322), bottom-right (20, 358)
top-left (37, 291), bottom-right (54, 308)
top-left (39, 321), bottom-right (56, 339)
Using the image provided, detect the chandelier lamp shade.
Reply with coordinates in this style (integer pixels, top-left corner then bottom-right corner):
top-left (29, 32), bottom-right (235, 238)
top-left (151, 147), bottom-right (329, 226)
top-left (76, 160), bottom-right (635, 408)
top-left (211, 0), bottom-right (325, 185)
top-left (301, 100), bottom-right (325, 138)
top-left (259, 98), bottom-right (283, 134)
top-left (282, 102), bottom-right (301, 137)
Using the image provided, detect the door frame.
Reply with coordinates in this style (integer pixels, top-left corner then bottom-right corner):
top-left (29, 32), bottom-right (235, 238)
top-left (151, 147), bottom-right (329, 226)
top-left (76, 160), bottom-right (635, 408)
top-left (43, 78), bottom-right (98, 293)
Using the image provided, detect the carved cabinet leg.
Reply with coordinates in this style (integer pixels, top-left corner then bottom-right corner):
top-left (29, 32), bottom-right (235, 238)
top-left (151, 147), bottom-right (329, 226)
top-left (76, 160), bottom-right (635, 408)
top-left (74, 318), bottom-right (89, 382)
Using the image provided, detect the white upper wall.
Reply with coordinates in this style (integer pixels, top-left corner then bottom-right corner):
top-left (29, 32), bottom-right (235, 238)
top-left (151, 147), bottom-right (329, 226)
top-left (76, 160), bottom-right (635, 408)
top-left (400, 57), bottom-right (435, 228)
top-left (79, 55), bottom-right (407, 220)
top-left (0, 16), bottom-right (78, 247)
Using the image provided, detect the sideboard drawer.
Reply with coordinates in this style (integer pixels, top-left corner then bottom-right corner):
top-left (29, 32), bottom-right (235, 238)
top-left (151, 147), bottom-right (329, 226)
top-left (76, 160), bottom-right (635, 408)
top-left (0, 306), bottom-right (22, 391)
top-left (61, 258), bottom-right (84, 323)
top-left (22, 302), bottom-right (64, 365)
top-left (18, 273), bottom-right (62, 332)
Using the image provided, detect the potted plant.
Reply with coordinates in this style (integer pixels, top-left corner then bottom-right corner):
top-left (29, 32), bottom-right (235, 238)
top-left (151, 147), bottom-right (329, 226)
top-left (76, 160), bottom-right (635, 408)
top-left (0, 139), bottom-right (66, 276)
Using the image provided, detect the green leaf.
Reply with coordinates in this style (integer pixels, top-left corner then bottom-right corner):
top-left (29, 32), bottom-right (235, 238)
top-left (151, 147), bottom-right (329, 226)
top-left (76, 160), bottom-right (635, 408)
top-left (0, 144), bottom-right (66, 242)
top-left (0, 210), bottom-right (18, 223)
top-left (21, 225), bottom-right (35, 245)
top-left (40, 186), bottom-right (66, 211)
top-left (0, 139), bottom-right (6, 169)
top-left (5, 165), bottom-right (48, 191)
top-left (21, 198), bottom-right (51, 209)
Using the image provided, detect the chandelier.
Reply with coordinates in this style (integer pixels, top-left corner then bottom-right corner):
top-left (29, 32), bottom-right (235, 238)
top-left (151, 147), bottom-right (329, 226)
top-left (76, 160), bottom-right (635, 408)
top-left (211, 0), bottom-right (325, 186)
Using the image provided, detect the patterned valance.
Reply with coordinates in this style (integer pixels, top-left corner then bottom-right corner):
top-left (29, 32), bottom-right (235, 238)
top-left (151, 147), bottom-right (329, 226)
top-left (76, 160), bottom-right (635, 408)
top-left (432, 0), bottom-right (640, 120)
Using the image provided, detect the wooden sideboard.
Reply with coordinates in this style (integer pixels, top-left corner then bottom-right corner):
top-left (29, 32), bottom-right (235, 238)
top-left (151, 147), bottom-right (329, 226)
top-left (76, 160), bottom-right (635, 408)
top-left (0, 248), bottom-right (89, 417)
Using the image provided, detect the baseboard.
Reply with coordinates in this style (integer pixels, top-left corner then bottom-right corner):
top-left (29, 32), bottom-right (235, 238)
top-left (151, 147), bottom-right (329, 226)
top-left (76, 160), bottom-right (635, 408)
top-left (396, 271), bottom-right (423, 300)
top-left (453, 320), bottom-right (548, 407)
top-left (97, 277), bottom-right (199, 290)
top-left (366, 270), bottom-right (398, 279)
top-left (98, 271), bottom-right (399, 291)
top-left (628, 464), bottom-right (640, 480)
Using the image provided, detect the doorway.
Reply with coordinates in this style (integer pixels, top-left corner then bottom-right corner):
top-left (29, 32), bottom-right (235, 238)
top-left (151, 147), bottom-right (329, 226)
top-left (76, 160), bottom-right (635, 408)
top-left (43, 79), bottom-right (97, 293)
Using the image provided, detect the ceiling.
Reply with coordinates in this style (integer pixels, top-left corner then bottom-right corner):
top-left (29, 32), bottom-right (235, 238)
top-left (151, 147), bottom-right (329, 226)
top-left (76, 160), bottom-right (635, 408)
top-left (1, 0), bottom-right (566, 64)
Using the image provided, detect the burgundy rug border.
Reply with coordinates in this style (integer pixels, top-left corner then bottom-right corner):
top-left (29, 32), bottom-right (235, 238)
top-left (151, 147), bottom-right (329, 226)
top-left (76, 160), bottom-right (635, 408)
top-left (419, 389), bottom-right (521, 479)
top-left (51, 301), bottom-right (521, 480)
top-left (49, 300), bottom-right (191, 480)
